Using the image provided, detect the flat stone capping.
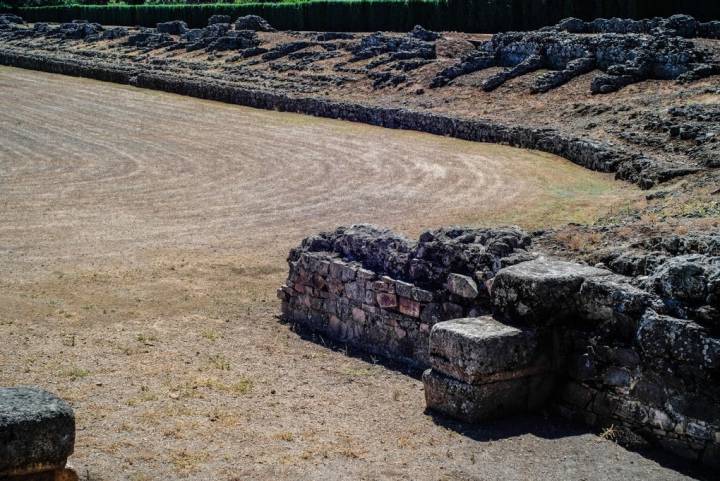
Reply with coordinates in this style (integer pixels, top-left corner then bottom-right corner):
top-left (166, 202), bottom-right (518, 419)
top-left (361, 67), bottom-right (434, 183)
top-left (0, 387), bottom-right (75, 476)
top-left (492, 257), bottom-right (611, 326)
top-left (429, 317), bottom-right (550, 384)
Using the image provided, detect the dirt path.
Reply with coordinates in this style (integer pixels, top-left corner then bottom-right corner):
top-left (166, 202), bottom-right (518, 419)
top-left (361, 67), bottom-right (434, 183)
top-left (0, 67), bottom-right (700, 480)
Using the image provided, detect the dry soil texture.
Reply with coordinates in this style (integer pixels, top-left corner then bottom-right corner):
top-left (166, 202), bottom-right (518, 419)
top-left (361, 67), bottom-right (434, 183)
top-left (0, 67), bottom-right (701, 480)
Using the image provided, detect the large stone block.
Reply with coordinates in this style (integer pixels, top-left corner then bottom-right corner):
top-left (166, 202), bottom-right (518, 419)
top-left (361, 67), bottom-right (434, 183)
top-left (446, 273), bottom-right (479, 299)
top-left (637, 310), bottom-right (720, 371)
top-left (429, 317), bottom-right (550, 384)
top-left (0, 387), bottom-right (75, 476)
top-left (492, 257), bottom-right (611, 326)
top-left (423, 369), bottom-right (554, 423)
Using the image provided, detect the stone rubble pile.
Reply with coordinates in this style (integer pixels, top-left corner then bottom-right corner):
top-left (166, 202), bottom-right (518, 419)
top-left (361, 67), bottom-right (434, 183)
top-left (431, 14), bottom-right (720, 94)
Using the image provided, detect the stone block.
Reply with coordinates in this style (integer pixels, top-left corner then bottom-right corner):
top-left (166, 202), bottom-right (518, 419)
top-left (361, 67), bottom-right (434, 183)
top-left (351, 307), bottom-right (366, 323)
top-left (429, 317), bottom-right (550, 384)
top-left (395, 280), bottom-right (414, 299)
top-left (420, 303), bottom-right (442, 324)
top-left (637, 310), bottom-right (720, 371)
top-left (398, 297), bottom-right (421, 318)
top-left (372, 279), bottom-right (395, 293)
top-left (423, 369), bottom-right (554, 423)
top-left (602, 367), bottom-right (631, 387)
top-left (0, 388), bottom-right (75, 476)
top-left (442, 302), bottom-right (464, 319)
top-left (377, 292), bottom-right (398, 309)
top-left (578, 275), bottom-right (654, 328)
top-left (446, 273), bottom-right (479, 299)
top-left (356, 268), bottom-right (376, 281)
top-left (492, 257), bottom-right (611, 326)
top-left (344, 281), bottom-right (365, 302)
top-left (411, 287), bottom-right (434, 303)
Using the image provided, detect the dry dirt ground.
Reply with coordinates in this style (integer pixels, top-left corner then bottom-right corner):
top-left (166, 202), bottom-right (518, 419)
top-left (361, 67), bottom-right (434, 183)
top-left (0, 66), bottom-right (705, 480)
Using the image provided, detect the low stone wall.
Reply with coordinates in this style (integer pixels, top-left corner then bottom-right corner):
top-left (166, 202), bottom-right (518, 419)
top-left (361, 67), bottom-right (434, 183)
top-left (280, 225), bottom-right (720, 468)
top-left (0, 47), bottom-right (695, 188)
top-left (278, 225), bottom-right (533, 367)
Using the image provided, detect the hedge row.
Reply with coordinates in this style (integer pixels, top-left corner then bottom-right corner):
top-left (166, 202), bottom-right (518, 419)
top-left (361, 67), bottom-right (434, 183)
top-left (16, 0), bottom-right (720, 32)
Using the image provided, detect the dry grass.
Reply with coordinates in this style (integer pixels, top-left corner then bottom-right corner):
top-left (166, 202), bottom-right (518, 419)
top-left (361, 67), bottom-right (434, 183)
top-left (0, 67), bottom-right (684, 481)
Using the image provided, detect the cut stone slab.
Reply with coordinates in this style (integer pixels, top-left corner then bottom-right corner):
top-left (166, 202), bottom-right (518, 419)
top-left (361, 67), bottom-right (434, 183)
top-left (423, 369), bottom-right (555, 423)
top-left (637, 310), bottom-right (720, 371)
top-left (578, 274), bottom-right (654, 329)
top-left (429, 317), bottom-right (550, 384)
top-left (0, 387), bottom-right (75, 476)
top-left (492, 257), bottom-right (611, 326)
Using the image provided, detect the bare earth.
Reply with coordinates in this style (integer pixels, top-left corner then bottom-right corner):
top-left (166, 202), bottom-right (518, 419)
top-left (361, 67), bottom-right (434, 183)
top-left (0, 66), bottom-right (701, 480)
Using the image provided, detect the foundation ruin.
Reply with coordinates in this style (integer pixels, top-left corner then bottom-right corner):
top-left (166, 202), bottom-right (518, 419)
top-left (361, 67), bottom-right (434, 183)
top-left (279, 225), bottom-right (720, 467)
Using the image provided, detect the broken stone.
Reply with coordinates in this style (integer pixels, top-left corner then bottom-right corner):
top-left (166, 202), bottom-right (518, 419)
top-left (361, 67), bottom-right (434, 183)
top-left (234, 15), bottom-right (275, 32)
top-left (156, 21), bottom-right (187, 35)
top-left (446, 273), bottom-right (479, 299)
top-left (208, 15), bottom-right (231, 26)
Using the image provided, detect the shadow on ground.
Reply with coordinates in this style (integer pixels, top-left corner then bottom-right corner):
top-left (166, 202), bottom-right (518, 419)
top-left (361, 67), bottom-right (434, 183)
top-left (285, 317), bottom-right (714, 481)
top-left (428, 408), bottom-right (715, 481)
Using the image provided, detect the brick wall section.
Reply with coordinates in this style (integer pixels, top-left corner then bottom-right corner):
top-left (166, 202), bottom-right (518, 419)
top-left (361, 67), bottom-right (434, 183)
top-left (277, 225), bottom-right (533, 367)
top-left (279, 251), bottom-right (492, 367)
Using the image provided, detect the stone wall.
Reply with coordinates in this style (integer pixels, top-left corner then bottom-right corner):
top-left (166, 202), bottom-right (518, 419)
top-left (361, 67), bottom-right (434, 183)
top-left (277, 225), bottom-right (533, 367)
top-left (280, 225), bottom-right (720, 468)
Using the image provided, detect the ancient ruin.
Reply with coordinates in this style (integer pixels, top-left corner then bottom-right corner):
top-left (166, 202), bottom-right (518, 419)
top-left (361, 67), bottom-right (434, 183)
top-left (279, 225), bottom-right (720, 467)
top-left (1, 8), bottom-right (719, 477)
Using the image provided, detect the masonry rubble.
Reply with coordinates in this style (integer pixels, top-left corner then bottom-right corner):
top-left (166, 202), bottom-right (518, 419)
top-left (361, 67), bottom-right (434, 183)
top-left (280, 224), bottom-right (720, 467)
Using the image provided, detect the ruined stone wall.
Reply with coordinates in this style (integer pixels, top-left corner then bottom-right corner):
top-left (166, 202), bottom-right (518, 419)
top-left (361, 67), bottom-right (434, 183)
top-left (281, 226), bottom-right (720, 468)
top-left (277, 225), bottom-right (533, 367)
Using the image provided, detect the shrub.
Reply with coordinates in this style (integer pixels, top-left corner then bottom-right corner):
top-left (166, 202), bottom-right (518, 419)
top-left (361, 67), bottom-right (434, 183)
top-left (16, 0), bottom-right (720, 33)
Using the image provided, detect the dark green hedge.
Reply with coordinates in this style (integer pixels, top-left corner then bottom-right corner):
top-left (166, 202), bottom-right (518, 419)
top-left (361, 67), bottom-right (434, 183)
top-left (17, 0), bottom-right (720, 32)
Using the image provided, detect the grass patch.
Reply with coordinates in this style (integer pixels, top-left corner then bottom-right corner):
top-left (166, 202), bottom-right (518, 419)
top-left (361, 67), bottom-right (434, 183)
top-left (61, 366), bottom-right (90, 380)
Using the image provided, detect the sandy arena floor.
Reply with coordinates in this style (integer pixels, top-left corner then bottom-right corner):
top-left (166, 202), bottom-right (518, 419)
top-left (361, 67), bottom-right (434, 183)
top-left (0, 66), bottom-right (704, 480)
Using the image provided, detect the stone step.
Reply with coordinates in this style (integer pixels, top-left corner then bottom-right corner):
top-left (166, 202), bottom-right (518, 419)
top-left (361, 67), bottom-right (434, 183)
top-left (492, 257), bottom-right (611, 326)
top-left (429, 316), bottom-right (551, 384)
top-left (423, 368), bottom-right (555, 423)
top-left (424, 316), bottom-right (556, 422)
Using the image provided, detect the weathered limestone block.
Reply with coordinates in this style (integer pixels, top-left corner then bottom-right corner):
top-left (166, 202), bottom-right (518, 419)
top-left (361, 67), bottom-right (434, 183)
top-left (0, 388), bottom-right (75, 476)
top-left (578, 274), bottom-right (655, 338)
top-left (492, 257), bottom-right (611, 326)
top-left (429, 317), bottom-right (549, 384)
top-left (423, 369), bottom-right (555, 422)
top-left (446, 273), bottom-right (479, 299)
top-left (637, 310), bottom-right (720, 371)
